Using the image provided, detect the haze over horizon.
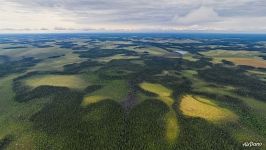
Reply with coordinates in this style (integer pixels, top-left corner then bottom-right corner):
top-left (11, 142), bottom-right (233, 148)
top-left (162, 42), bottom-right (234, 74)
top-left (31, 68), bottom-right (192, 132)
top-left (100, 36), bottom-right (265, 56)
top-left (1, 0), bottom-right (266, 33)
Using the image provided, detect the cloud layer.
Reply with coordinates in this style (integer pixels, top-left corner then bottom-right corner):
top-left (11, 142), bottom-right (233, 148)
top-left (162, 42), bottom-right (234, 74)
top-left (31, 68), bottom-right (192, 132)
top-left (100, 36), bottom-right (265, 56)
top-left (1, 0), bottom-right (266, 33)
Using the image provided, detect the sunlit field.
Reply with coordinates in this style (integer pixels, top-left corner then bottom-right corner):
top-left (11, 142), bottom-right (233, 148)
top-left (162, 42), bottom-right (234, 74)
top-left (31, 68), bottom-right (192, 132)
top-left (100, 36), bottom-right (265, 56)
top-left (180, 95), bottom-right (238, 123)
top-left (23, 75), bottom-right (88, 90)
top-left (224, 58), bottom-right (266, 68)
top-left (201, 50), bottom-right (266, 68)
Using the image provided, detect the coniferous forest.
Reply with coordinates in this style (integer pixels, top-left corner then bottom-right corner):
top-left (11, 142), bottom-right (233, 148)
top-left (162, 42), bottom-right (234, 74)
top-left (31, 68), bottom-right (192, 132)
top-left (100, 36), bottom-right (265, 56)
top-left (0, 34), bottom-right (265, 150)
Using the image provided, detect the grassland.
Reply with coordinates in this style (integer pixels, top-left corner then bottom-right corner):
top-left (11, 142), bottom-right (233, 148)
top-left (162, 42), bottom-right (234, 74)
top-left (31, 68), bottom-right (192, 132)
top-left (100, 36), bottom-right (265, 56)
top-left (95, 54), bottom-right (139, 62)
top-left (0, 75), bottom-right (52, 150)
top-left (82, 80), bottom-right (129, 106)
top-left (200, 50), bottom-right (262, 58)
top-left (225, 58), bottom-right (266, 68)
top-left (201, 50), bottom-right (266, 68)
top-left (23, 75), bottom-right (88, 90)
top-left (140, 82), bottom-right (173, 106)
top-left (182, 53), bottom-right (198, 62)
top-left (180, 95), bottom-right (238, 123)
top-left (126, 46), bottom-right (168, 56)
top-left (82, 95), bottom-right (107, 106)
top-left (0, 46), bottom-right (68, 60)
top-left (0, 75), bottom-right (19, 140)
top-left (30, 52), bottom-right (85, 72)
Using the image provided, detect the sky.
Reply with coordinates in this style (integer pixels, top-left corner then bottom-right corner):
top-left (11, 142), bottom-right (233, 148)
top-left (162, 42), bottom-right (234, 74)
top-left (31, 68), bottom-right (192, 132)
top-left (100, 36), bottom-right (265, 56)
top-left (0, 0), bottom-right (266, 33)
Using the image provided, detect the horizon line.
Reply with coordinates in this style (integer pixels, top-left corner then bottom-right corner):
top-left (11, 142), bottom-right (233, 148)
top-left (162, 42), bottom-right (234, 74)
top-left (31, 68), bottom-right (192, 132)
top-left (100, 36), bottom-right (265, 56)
top-left (1, 31), bottom-right (266, 35)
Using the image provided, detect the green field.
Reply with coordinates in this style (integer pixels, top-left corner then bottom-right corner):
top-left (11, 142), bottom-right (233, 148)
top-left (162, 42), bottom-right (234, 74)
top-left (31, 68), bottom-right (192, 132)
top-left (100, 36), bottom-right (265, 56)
top-left (82, 80), bottom-right (129, 106)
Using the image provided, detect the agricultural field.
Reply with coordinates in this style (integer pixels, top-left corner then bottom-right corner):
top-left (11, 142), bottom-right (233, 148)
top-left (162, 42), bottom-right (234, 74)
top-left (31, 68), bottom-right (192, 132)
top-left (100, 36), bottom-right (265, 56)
top-left (0, 33), bottom-right (266, 150)
top-left (201, 50), bottom-right (266, 68)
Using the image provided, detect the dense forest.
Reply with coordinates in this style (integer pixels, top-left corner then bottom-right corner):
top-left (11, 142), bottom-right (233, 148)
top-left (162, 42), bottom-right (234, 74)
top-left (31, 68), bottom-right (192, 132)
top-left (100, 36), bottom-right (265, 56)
top-left (0, 34), bottom-right (265, 150)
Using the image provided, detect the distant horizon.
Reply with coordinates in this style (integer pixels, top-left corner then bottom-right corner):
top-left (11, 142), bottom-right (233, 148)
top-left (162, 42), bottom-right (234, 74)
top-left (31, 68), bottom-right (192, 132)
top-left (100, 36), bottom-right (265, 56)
top-left (1, 31), bottom-right (266, 35)
top-left (1, 0), bottom-right (266, 34)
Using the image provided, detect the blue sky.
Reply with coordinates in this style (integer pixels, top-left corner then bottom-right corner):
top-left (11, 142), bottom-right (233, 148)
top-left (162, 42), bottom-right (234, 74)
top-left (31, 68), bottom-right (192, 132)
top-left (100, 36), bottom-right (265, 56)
top-left (1, 0), bottom-right (266, 33)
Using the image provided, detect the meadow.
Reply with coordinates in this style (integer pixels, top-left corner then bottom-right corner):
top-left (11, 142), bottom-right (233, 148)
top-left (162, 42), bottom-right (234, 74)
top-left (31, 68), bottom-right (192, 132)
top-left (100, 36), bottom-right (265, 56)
top-left (0, 33), bottom-right (265, 150)
top-left (201, 50), bottom-right (266, 68)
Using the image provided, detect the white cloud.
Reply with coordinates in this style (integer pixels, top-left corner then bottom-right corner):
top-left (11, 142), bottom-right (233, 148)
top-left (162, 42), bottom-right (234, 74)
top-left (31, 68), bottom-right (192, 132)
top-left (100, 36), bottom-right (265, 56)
top-left (0, 1), bottom-right (79, 30)
top-left (174, 6), bottom-right (220, 25)
top-left (0, 0), bottom-right (266, 33)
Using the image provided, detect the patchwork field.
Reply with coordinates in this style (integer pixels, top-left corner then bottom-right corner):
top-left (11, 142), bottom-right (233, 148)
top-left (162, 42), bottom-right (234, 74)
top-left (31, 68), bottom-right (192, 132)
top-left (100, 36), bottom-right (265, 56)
top-left (0, 34), bottom-right (265, 149)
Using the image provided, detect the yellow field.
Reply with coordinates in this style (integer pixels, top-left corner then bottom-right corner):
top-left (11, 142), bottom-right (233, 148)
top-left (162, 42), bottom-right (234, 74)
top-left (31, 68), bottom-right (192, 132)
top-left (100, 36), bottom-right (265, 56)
top-left (139, 83), bottom-right (172, 96)
top-left (165, 111), bottom-right (179, 144)
top-left (139, 82), bottom-right (179, 143)
top-left (224, 58), bottom-right (266, 68)
top-left (200, 50), bottom-right (261, 58)
top-left (200, 50), bottom-right (266, 68)
top-left (182, 54), bottom-right (198, 62)
top-left (180, 95), bottom-right (238, 123)
top-left (82, 96), bottom-right (107, 106)
top-left (24, 75), bottom-right (88, 90)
